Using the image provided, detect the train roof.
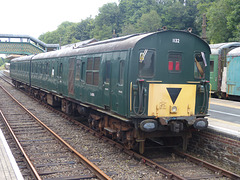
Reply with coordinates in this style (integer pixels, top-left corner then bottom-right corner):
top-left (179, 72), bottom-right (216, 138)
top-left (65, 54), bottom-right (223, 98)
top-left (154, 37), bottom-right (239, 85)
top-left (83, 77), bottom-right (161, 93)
top-left (210, 42), bottom-right (240, 55)
top-left (227, 47), bottom-right (240, 57)
top-left (11, 30), bottom-right (208, 62)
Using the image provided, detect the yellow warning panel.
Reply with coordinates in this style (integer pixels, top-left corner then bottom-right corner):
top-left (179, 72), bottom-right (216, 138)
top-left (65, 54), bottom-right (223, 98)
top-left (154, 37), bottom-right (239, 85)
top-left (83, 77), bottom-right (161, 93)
top-left (148, 84), bottom-right (196, 117)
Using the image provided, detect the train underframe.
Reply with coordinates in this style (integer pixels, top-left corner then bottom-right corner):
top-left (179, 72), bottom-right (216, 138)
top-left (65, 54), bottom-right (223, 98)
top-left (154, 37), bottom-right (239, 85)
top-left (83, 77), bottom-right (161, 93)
top-left (13, 80), bottom-right (193, 154)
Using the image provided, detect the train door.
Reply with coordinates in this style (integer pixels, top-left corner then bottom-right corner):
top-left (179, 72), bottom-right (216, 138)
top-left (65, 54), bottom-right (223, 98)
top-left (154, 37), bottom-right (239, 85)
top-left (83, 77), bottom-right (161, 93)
top-left (110, 53), bottom-right (126, 115)
top-left (209, 54), bottom-right (218, 92)
top-left (57, 59), bottom-right (64, 94)
top-left (74, 59), bottom-right (81, 100)
top-left (103, 60), bottom-right (111, 109)
top-left (68, 57), bottom-right (75, 96)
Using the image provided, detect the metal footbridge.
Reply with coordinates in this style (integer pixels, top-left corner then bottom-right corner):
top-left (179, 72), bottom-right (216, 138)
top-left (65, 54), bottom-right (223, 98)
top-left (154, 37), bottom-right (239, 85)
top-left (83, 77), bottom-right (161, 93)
top-left (0, 34), bottom-right (59, 55)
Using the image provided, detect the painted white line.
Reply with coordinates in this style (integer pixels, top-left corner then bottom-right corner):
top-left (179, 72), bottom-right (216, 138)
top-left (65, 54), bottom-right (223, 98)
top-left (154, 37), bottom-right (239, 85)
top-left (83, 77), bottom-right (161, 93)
top-left (0, 128), bottom-right (24, 180)
top-left (209, 109), bottom-right (240, 118)
top-left (208, 125), bottom-right (240, 138)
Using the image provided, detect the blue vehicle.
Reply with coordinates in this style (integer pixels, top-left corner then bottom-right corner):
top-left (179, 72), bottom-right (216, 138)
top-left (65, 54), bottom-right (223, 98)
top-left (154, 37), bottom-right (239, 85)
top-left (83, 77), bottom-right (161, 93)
top-left (226, 47), bottom-right (240, 98)
top-left (209, 42), bottom-right (240, 97)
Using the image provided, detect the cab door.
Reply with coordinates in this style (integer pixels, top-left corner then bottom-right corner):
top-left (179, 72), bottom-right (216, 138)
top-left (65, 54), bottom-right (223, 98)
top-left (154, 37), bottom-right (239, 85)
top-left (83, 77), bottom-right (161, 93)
top-left (103, 60), bottom-right (111, 109)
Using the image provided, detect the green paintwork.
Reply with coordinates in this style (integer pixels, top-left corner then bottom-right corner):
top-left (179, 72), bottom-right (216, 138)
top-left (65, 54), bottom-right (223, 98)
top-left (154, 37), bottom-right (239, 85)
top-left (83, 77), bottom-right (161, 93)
top-left (210, 54), bottom-right (218, 92)
top-left (10, 30), bottom-right (210, 120)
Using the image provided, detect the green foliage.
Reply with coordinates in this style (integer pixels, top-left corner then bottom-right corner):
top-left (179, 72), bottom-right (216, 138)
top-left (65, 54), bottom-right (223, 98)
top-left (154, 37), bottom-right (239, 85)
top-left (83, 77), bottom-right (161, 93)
top-left (137, 10), bottom-right (162, 33)
top-left (119, 0), bottom-right (159, 24)
top-left (226, 0), bottom-right (240, 41)
top-left (75, 17), bottom-right (95, 41)
top-left (205, 0), bottom-right (240, 43)
top-left (38, 0), bottom-right (240, 44)
top-left (92, 3), bottom-right (120, 40)
top-left (121, 10), bottom-right (162, 35)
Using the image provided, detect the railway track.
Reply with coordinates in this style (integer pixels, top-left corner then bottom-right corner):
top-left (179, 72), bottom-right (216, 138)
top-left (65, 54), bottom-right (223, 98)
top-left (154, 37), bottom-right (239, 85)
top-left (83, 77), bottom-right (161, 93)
top-left (0, 85), bottom-right (111, 180)
top-left (0, 73), bottom-right (240, 179)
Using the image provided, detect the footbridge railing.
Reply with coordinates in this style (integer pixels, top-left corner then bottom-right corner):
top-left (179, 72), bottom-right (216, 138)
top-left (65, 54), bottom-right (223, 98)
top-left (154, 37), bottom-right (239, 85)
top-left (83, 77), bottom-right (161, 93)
top-left (0, 34), bottom-right (59, 55)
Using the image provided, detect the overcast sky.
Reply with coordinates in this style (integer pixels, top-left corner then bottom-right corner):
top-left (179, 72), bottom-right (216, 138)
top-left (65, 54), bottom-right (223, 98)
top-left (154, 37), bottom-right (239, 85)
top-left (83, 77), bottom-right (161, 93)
top-left (0, 0), bottom-right (119, 38)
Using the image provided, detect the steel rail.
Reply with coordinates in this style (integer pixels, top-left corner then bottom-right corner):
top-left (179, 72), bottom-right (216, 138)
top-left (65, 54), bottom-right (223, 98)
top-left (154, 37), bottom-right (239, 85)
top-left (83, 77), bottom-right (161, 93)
top-left (174, 150), bottom-right (240, 180)
top-left (2, 76), bottom-right (239, 179)
top-left (0, 85), bottom-right (111, 180)
top-left (0, 110), bottom-right (42, 180)
top-left (47, 106), bottom-right (187, 180)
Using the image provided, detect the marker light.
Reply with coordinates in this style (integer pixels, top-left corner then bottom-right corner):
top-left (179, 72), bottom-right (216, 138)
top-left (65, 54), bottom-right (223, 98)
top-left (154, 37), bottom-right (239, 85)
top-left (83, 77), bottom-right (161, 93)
top-left (168, 61), bottom-right (173, 71)
top-left (170, 106), bottom-right (177, 113)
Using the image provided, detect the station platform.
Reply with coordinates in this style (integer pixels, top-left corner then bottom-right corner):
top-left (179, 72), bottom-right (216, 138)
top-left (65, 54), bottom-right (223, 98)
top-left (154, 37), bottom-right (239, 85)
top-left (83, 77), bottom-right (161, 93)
top-left (0, 128), bottom-right (23, 180)
top-left (208, 98), bottom-right (240, 138)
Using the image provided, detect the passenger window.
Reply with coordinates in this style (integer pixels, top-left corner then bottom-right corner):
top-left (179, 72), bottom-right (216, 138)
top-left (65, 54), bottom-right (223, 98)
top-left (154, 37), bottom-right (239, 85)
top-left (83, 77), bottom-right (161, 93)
top-left (119, 60), bottom-right (125, 85)
top-left (46, 62), bottom-right (49, 74)
top-left (75, 60), bottom-right (81, 81)
top-left (194, 52), bottom-right (207, 79)
top-left (210, 60), bottom-right (214, 72)
top-left (59, 63), bottom-right (63, 77)
top-left (52, 67), bottom-right (55, 77)
top-left (138, 49), bottom-right (155, 78)
top-left (105, 61), bottom-right (111, 83)
top-left (86, 57), bottom-right (101, 86)
top-left (81, 62), bottom-right (85, 80)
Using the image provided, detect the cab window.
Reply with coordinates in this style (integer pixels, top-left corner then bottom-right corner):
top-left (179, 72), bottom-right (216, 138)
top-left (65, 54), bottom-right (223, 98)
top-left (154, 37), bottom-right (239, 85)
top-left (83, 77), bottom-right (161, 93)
top-left (138, 49), bottom-right (155, 78)
top-left (168, 52), bottom-right (181, 73)
top-left (194, 52), bottom-right (207, 79)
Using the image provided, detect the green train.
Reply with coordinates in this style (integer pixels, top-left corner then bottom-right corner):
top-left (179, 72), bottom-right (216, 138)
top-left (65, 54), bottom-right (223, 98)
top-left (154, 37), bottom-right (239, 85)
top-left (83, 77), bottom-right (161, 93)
top-left (10, 30), bottom-right (210, 153)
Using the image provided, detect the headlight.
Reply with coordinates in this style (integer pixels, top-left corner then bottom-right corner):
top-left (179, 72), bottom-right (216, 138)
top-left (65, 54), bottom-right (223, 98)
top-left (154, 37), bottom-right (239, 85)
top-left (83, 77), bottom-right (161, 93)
top-left (170, 106), bottom-right (177, 113)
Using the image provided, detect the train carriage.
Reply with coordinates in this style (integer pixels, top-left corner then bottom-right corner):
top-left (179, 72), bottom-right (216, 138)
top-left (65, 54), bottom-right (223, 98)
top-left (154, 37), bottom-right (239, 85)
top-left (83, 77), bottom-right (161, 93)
top-left (10, 30), bottom-right (210, 153)
top-left (226, 47), bottom-right (240, 97)
top-left (209, 42), bottom-right (240, 97)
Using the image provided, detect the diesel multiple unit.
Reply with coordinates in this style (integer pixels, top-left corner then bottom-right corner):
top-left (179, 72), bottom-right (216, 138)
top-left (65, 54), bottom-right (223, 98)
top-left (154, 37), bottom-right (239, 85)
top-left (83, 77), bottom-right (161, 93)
top-left (10, 30), bottom-right (210, 153)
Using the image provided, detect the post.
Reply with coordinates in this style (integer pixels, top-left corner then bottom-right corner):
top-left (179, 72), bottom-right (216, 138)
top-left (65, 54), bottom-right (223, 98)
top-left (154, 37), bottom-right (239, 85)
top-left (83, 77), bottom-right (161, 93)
top-left (202, 14), bottom-right (207, 41)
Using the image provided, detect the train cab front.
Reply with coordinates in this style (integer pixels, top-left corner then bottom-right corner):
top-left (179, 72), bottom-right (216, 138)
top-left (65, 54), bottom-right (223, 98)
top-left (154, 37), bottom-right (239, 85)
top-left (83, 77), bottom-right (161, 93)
top-left (131, 79), bottom-right (209, 153)
top-left (130, 46), bottom-right (210, 153)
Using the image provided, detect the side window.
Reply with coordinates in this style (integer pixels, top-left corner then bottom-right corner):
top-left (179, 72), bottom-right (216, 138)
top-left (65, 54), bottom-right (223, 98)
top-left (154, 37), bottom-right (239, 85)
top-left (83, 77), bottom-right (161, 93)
top-left (93, 57), bottom-right (100, 86)
top-left (40, 63), bottom-right (42, 74)
top-left (210, 60), bottom-right (214, 72)
top-left (168, 52), bottom-right (181, 73)
top-left (105, 61), bottom-right (111, 83)
top-left (119, 60), bottom-right (125, 85)
top-left (52, 67), bottom-right (55, 77)
top-left (81, 62), bottom-right (85, 80)
top-left (86, 57), bottom-right (101, 86)
top-left (138, 49), bottom-right (155, 78)
top-left (59, 63), bottom-right (63, 77)
top-left (194, 52), bottom-right (207, 79)
top-left (75, 60), bottom-right (81, 81)
top-left (46, 62), bottom-right (49, 75)
top-left (36, 63), bottom-right (39, 73)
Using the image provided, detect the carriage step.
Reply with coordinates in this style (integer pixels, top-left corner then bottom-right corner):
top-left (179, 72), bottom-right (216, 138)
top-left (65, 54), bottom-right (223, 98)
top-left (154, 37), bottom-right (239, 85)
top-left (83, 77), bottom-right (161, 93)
top-left (104, 127), bottom-right (117, 133)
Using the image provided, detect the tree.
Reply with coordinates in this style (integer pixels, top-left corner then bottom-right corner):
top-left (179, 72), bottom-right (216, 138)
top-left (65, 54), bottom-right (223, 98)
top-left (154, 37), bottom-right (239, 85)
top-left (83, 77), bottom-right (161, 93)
top-left (75, 17), bottom-right (95, 41)
top-left (119, 0), bottom-right (159, 25)
top-left (92, 3), bottom-right (120, 40)
top-left (39, 21), bottom-right (76, 45)
top-left (206, 0), bottom-right (232, 43)
top-left (226, 0), bottom-right (240, 41)
top-left (137, 10), bottom-right (162, 33)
